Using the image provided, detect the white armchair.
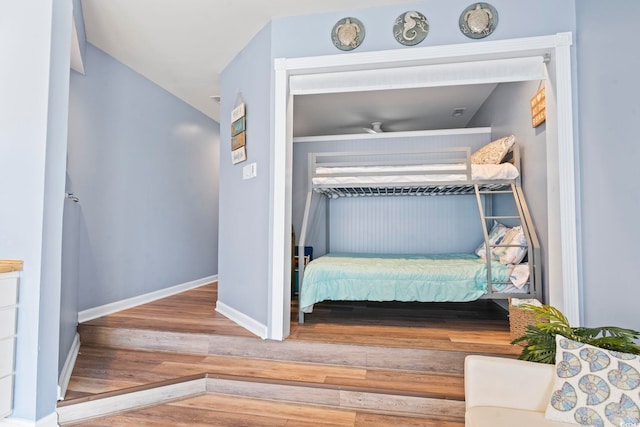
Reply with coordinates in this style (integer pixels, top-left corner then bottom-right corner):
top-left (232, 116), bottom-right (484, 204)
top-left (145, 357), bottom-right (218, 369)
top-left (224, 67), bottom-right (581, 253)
top-left (464, 355), bottom-right (574, 427)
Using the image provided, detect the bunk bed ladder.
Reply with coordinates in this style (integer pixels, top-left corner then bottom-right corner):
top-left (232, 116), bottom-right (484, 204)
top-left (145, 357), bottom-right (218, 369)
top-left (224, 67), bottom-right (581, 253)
top-left (474, 183), bottom-right (540, 300)
top-left (514, 184), bottom-right (542, 301)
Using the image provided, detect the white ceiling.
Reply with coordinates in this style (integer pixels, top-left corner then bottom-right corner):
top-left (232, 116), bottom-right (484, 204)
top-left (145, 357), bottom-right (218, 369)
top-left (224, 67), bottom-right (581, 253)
top-left (80, 1), bottom-right (500, 136)
top-left (293, 83), bottom-right (498, 137)
top-left (80, 0), bottom-right (415, 123)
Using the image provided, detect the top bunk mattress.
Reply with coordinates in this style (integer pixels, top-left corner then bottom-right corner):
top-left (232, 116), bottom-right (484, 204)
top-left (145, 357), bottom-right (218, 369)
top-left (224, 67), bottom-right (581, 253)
top-left (312, 163), bottom-right (519, 186)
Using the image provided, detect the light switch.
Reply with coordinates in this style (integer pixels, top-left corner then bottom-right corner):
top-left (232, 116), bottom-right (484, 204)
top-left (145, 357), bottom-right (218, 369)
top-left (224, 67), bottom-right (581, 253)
top-left (243, 162), bottom-right (257, 180)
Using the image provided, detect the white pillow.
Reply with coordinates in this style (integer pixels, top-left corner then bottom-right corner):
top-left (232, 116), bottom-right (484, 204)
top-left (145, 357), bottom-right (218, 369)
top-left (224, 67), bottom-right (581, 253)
top-left (545, 335), bottom-right (640, 426)
top-left (470, 135), bottom-right (516, 165)
top-left (470, 163), bottom-right (520, 180)
top-left (474, 220), bottom-right (508, 259)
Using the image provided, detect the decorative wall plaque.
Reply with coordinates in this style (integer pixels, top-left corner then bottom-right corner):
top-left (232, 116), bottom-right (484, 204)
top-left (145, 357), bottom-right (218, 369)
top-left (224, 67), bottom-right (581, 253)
top-left (459, 3), bottom-right (498, 39)
top-left (231, 102), bottom-right (247, 164)
top-left (331, 17), bottom-right (365, 51)
top-left (393, 11), bottom-right (429, 46)
top-left (530, 86), bottom-right (546, 128)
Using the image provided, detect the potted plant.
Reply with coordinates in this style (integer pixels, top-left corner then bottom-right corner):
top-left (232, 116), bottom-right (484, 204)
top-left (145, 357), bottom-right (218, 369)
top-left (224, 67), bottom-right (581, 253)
top-left (511, 304), bottom-right (640, 364)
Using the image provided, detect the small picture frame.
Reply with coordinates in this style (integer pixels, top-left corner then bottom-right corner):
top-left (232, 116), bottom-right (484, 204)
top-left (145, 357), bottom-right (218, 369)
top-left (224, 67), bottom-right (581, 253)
top-left (231, 103), bottom-right (245, 122)
top-left (231, 132), bottom-right (246, 151)
top-left (231, 146), bottom-right (247, 164)
top-left (231, 116), bottom-right (245, 136)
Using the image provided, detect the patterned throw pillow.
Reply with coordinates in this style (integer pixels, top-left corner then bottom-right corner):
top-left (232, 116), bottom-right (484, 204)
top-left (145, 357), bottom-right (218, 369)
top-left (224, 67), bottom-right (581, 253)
top-left (470, 135), bottom-right (516, 165)
top-left (545, 335), bottom-right (640, 426)
top-left (494, 225), bottom-right (528, 265)
top-left (474, 220), bottom-right (509, 259)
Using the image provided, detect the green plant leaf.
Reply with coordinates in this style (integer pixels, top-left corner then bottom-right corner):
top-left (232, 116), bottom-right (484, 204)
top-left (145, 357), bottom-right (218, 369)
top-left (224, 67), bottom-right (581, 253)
top-left (510, 304), bottom-right (640, 363)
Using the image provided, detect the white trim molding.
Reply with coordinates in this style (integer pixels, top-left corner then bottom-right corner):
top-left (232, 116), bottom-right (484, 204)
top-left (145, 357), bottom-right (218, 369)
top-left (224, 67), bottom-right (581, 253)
top-left (268, 58), bottom-right (291, 341)
top-left (78, 275), bottom-right (217, 323)
top-left (271, 32), bottom-right (580, 339)
top-left (293, 127), bottom-right (492, 144)
top-left (216, 301), bottom-right (267, 339)
top-left (554, 34), bottom-right (580, 326)
top-left (58, 333), bottom-right (80, 401)
top-left (57, 378), bottom-right (206, 425)
top-left (290, 56), bottom-right (546, 95)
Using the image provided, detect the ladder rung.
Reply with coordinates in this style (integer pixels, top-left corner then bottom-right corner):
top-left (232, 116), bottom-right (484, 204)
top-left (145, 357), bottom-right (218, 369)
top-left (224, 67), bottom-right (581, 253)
top-left (478, 190), bottom-right (514, 194)
top-left (485, 215), bottom-right (520, 220)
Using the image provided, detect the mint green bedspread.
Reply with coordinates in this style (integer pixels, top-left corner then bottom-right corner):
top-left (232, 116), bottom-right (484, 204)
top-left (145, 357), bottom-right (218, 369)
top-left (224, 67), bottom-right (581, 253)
top-left (299, 253), bottom-right (510, 313)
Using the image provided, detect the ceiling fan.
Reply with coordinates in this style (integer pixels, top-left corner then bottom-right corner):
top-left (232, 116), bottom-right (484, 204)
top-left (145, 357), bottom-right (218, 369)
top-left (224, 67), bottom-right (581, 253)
top-left (328, 117), bottom-right (427, 136)
top-left (362, 121), bottom-right (384, 134)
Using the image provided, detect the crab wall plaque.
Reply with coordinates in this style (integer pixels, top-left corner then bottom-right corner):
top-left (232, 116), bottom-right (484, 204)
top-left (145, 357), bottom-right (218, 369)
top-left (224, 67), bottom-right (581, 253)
top-left (459, 3), bottom-right (499, 39)
top-left (331, 17), bottom-right (365, 51)
top-left (393, 11), bottom-right (429, 46)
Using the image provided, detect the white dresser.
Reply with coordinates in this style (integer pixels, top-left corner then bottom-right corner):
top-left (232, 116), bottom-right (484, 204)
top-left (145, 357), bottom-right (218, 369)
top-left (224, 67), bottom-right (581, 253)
top-left (0, 261), bottom-right (20, 419)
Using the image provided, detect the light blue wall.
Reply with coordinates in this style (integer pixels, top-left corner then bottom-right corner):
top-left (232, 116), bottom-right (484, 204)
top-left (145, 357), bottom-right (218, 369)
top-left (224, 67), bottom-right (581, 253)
top-left (292, 132), bottom-right (493, 257)
top-left (220, 0), bottom-right (576, 334)
top-left (218, 23), bottom-right (273, 326)
top-left (576, 1), bottom-right (640, 332)
top-left (60, 195), bottom-right (80, 375)
top-left (0, 0), bottom-right (71, 421)
top-left (271, 0), bottom-right (576, 58)
top-left (469, 81), bottom-right (550, 299)
top-left (67, 43), bottom-right (220, 312)
top-left (38, 0), bottom-right (73, 418)
top-left (58, 1), bottom-right (85, 381)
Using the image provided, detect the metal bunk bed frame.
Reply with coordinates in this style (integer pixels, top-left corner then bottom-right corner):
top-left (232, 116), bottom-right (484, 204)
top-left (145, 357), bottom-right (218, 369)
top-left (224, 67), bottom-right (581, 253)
top-left (296, 145), bottom-right (542, 323)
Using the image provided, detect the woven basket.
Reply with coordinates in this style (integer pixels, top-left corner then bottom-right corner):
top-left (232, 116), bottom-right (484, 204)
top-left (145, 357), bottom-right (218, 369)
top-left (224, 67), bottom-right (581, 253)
top-left (509, 298), bottom-right (548, 343)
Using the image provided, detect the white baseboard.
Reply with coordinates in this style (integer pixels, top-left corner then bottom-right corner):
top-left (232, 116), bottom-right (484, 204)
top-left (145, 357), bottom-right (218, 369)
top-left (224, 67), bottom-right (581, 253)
top-left (78, 275), bottom-right (217, 323)
top-left (0, 412), bottom-right (59, 427)
top-left (58, 332), bottom-right (80, 400)
top-left (215, 301), bottom-right (267, 339)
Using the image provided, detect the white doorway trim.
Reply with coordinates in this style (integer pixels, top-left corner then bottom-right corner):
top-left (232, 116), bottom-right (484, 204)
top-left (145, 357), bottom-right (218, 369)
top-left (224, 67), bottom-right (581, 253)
top-left (269, 32), bottom-right (578, 340)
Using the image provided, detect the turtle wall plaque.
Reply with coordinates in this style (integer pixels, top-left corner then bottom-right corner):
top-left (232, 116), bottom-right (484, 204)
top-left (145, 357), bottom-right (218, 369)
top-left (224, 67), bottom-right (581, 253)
top-left (331, 17), bottom-right (365, 51)
top-left (393, 11), bottom-right (429, 46)
top-left (459, 3), bottom-right (498, 39)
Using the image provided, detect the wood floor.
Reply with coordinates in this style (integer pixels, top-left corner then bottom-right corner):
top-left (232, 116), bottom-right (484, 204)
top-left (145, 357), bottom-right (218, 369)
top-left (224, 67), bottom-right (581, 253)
top-left (74, 393), bottom-right (466, 427)
top-left (60, 282), bottom-right (520, 425)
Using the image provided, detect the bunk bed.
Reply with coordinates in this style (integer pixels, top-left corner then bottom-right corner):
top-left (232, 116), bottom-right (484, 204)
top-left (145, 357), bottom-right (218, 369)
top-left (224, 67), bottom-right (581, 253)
top-left (296, 137), bottom-right (542, 322)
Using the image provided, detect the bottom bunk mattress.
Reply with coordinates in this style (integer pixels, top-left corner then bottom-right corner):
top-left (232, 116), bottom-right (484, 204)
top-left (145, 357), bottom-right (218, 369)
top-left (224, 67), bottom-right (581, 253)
top-left (299, 252), bottom-right (521, 313)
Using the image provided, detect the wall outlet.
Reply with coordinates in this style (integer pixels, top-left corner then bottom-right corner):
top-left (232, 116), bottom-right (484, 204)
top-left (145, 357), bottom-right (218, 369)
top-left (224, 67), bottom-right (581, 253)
top-left (242, 162), bottom-right (257, 180)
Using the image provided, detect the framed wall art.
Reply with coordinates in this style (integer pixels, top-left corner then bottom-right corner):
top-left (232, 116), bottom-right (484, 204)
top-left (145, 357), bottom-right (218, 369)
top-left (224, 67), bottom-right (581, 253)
top-left (530, 85), bottom-right (546, 128)
top-left (231, 102), bottom-right (246, 164)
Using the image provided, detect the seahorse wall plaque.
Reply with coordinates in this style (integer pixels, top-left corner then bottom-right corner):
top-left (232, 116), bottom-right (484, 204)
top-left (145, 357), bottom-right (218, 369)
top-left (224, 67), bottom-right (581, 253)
top-left (393, 11), bottom-right (429, 46)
